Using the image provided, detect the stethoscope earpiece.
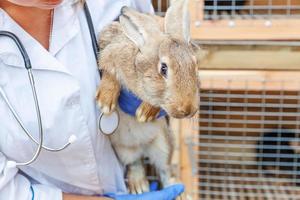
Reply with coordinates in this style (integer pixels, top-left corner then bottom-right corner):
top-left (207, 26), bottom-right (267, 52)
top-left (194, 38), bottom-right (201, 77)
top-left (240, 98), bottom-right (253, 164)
top-left (68, 135), bottom-right (77, 144)
top-left (7, 161), bottom-right (17, 169)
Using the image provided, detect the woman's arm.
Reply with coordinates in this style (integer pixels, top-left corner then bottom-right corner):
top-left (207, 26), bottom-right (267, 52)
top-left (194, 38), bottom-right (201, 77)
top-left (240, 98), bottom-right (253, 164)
top-left (63, 193), bottom-right (112, 200)
top-left (0, 152), bottom-right (62, 200)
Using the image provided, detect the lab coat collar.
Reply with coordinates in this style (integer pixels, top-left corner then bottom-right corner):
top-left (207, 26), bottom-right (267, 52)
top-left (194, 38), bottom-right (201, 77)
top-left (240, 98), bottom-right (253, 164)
top-left (50, 2), bottom-right (81, 56)
top-left (0, 3), bottom-right (80, 75)
top-left (60, 0), bottom-right (81, 7)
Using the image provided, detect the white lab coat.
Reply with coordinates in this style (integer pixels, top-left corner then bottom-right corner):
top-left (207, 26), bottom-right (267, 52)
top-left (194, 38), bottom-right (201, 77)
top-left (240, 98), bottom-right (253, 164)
top-left (0, 0), bottom-right (154, 199)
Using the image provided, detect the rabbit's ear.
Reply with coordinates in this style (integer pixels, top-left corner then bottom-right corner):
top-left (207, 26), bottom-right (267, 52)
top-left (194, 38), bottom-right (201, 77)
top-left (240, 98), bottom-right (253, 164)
top-left (120, 15), bottom-right (145, 47)
top-left (165, 0), bottom-right (190, 43)
top-left (120, 6), bottom-right (161, 49)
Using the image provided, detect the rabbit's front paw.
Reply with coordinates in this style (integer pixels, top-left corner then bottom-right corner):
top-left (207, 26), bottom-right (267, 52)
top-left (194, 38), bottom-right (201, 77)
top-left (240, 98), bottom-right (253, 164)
top-left (128, 175), bottom-right (149, 194)
top-left (96, 86), bottom-right (119, 114)
top-left (176, 192), bottom-right (191, 200)
top-left (136, 102), bottom-right (160, 122)
top-left (127, 161), bottom-right (149, 194)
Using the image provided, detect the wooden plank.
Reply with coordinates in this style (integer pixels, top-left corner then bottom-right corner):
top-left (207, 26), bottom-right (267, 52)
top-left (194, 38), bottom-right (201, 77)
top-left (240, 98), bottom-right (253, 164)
top-left (198, 70), bottom-right (300, 91)
top-left (198, 48), bottom-right (300, 70)
top-left (173, 115), bottom-right (199, 200)
top-left (191, 19), bottom-right (300, 40)
top-left (190, 0), bottom-right (203, 26)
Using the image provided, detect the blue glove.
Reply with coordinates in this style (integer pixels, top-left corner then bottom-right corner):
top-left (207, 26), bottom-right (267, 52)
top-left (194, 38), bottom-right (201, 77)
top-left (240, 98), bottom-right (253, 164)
top-left (105, 184), bottom-right (184, 200)
top-left (118, 88), bottom-right (167, 118)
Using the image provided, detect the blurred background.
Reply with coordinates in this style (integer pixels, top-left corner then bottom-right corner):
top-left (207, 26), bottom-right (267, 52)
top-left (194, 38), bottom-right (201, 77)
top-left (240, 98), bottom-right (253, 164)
top-left (151, 0), bottom-right (300, 199)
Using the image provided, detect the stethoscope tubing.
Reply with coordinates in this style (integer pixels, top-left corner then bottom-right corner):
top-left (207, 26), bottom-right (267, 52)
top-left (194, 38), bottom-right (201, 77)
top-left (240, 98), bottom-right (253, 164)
top-left (0, 69), bottom-right (44, 166)
top-left (0, 31), bottom-right (31, 69)
top-left (0, 81), bottom-right (73, 152)
top-left (83, 2), bottom-right (119, 135)
top-left (0, 30), bottom-right (73, 166)
top-left (0, 1), bottom-right (116, 167)
top-left (0, 30), bottom-right (44, 166)
top-left (23, 69), bottom-right (43, 166)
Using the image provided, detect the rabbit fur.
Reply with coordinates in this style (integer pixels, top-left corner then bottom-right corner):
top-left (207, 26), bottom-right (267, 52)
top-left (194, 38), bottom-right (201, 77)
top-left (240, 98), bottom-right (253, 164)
top-left (96, 0), bottom-right (199, 195)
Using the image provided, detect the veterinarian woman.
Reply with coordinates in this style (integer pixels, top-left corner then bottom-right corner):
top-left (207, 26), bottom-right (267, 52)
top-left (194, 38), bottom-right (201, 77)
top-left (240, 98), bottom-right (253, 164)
top-left (0, 0), bottom-right (184, 199)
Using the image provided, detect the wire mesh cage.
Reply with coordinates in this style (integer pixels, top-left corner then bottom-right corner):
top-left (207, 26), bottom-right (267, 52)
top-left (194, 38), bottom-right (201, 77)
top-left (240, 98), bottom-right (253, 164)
top-left (203, 0), bottom-right (300, 20)
top-left (152, 0), bottom-right (300, 40)
top-left (151, 1), bottom-right (300, 199)
top-left (185, 71), bottom-right (300, 200)
top-left (191, 0), bottom-right (300, 40)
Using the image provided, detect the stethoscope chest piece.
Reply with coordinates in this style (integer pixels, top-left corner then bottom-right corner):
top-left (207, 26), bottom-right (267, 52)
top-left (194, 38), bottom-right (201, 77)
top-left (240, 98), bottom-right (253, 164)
top-left (98, 110), bottom-right (120, 135)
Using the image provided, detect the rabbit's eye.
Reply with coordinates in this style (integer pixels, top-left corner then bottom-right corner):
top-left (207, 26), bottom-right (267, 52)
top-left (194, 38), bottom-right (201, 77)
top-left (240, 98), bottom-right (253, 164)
top-left (160, 63), bottom-right (168, 78)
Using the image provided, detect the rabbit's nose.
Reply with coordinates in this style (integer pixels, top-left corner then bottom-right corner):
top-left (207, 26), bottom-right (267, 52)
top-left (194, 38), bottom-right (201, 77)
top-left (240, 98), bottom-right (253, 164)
top-left (177, 103), bottom-right (192, 116)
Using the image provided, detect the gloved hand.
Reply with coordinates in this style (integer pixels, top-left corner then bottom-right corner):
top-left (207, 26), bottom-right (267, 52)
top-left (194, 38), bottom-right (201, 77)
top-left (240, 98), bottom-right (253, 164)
top-left (118, 88), bottom-right (167, 118)
top-left (105, 183), bottom-right (184, 200)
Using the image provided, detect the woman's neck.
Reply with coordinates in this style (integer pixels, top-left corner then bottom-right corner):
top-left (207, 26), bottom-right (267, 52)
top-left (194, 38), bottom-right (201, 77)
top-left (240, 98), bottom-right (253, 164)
top-left (0, 1), bottom-right (53, 50)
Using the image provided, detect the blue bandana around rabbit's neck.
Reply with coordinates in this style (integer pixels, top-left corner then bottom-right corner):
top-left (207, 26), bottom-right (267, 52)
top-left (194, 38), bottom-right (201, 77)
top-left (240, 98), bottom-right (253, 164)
top-left (118, 88), bottom-right (167, 118)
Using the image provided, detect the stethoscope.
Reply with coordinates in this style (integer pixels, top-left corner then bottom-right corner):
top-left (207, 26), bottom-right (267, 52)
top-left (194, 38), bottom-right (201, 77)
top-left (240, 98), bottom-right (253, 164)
top-left (0, 2), bottom-right (119, 168)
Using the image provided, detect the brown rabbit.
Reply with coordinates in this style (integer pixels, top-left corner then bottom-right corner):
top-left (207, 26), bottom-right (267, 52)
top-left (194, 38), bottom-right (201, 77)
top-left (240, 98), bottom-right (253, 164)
top-left (96, 0), bottom-right (199, 196)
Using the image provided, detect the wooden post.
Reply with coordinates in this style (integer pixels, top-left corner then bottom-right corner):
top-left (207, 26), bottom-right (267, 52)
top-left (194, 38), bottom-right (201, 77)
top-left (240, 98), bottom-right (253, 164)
top-left (171, 114), bottom-right (199, 200)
